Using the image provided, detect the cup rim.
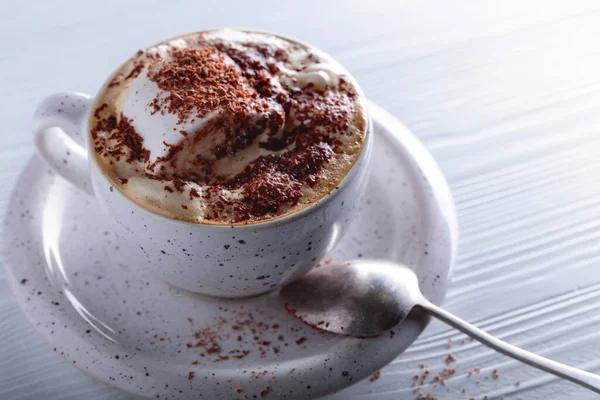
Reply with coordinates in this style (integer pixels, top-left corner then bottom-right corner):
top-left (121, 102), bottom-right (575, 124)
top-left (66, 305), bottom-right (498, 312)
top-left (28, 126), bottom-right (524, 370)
top-left (86, 28), bottom-right (373, 230)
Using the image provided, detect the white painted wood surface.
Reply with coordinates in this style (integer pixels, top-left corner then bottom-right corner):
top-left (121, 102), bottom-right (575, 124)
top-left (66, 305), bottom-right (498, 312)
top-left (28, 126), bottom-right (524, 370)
top-left (2, 1), bottom-right (600, 398)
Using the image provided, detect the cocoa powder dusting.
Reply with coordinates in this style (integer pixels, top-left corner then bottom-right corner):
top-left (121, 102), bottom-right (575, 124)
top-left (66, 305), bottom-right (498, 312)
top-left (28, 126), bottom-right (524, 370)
top-left (91, 31), bottom-right (363, 223)
top-left (260, 386), bottom-right (272, 398)
top-left (185, 311), bottom-right (288, 365)
top-left (147, 46), bottom-right (252, 123)
top-left (370, 370), bottom-right (381, 382)
top-left (92, 114), bottom-right (149, 163)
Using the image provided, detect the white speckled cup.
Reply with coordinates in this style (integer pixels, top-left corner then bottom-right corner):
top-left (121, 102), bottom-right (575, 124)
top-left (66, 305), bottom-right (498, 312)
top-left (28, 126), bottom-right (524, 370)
top-left (32, 35), bottom-right (372, 298)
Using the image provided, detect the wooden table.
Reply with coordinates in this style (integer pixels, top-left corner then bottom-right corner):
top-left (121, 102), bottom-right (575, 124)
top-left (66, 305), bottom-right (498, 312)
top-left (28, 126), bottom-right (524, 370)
top-left (2, 1), bottom-right (600, 398)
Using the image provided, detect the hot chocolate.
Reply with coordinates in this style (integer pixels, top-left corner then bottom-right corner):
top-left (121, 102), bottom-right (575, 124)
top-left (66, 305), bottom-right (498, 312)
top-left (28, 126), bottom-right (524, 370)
top-left (90, 29), bottom-right (367, 224)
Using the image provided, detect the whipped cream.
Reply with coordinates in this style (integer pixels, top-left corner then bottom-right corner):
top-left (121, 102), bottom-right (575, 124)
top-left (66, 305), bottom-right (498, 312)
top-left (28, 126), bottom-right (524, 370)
top-left (90, 29), bottom-right (367, 224)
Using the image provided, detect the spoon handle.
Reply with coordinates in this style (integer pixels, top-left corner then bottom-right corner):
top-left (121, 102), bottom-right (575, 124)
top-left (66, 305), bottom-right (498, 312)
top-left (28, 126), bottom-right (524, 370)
top-left (417, 301), bottom-right (600, 394)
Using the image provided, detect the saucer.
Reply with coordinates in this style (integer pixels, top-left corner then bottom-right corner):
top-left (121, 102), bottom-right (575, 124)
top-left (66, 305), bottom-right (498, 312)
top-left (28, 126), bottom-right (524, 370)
top-left (2, 102), bottom-right (457, 399)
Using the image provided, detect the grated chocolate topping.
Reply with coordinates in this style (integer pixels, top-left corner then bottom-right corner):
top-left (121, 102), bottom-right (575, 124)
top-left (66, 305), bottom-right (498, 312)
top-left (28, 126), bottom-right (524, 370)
top-left (90, 30), bottom-right (365, 224)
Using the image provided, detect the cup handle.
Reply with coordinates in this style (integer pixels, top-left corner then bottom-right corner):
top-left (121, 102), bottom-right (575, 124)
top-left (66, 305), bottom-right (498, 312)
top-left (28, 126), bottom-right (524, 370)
top-left (33, 92), bottom-right (94, 195)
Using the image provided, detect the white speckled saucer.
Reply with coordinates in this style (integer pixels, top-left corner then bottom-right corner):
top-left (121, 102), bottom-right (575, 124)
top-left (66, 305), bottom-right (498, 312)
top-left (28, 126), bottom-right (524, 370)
top-left (2, 102), bottom-right (457, 400)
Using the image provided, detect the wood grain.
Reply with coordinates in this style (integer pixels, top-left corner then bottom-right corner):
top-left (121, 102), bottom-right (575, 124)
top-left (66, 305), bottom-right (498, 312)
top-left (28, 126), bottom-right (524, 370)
top-left (3, 0), bottom-right (600, 399)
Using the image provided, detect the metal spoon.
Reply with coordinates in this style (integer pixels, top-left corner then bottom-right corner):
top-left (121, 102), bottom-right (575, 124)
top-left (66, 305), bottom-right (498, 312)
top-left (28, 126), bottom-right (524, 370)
top-left (280, 260), bottom-right (600, 394)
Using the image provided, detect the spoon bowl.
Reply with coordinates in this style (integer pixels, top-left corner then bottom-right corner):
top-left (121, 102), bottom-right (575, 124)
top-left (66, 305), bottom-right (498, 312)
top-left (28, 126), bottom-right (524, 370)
top-left (280, 260), bottom-right (422, 337)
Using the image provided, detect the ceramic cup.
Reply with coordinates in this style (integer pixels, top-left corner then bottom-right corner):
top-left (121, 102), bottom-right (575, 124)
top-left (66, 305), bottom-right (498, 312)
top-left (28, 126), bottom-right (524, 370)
top-left (32, 33), bottom-right (372, 298)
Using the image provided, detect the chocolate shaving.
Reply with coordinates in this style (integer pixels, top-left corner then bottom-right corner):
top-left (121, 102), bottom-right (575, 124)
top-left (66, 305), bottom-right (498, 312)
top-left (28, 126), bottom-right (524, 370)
top-left (90, 32), bottom-right (363, 223)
